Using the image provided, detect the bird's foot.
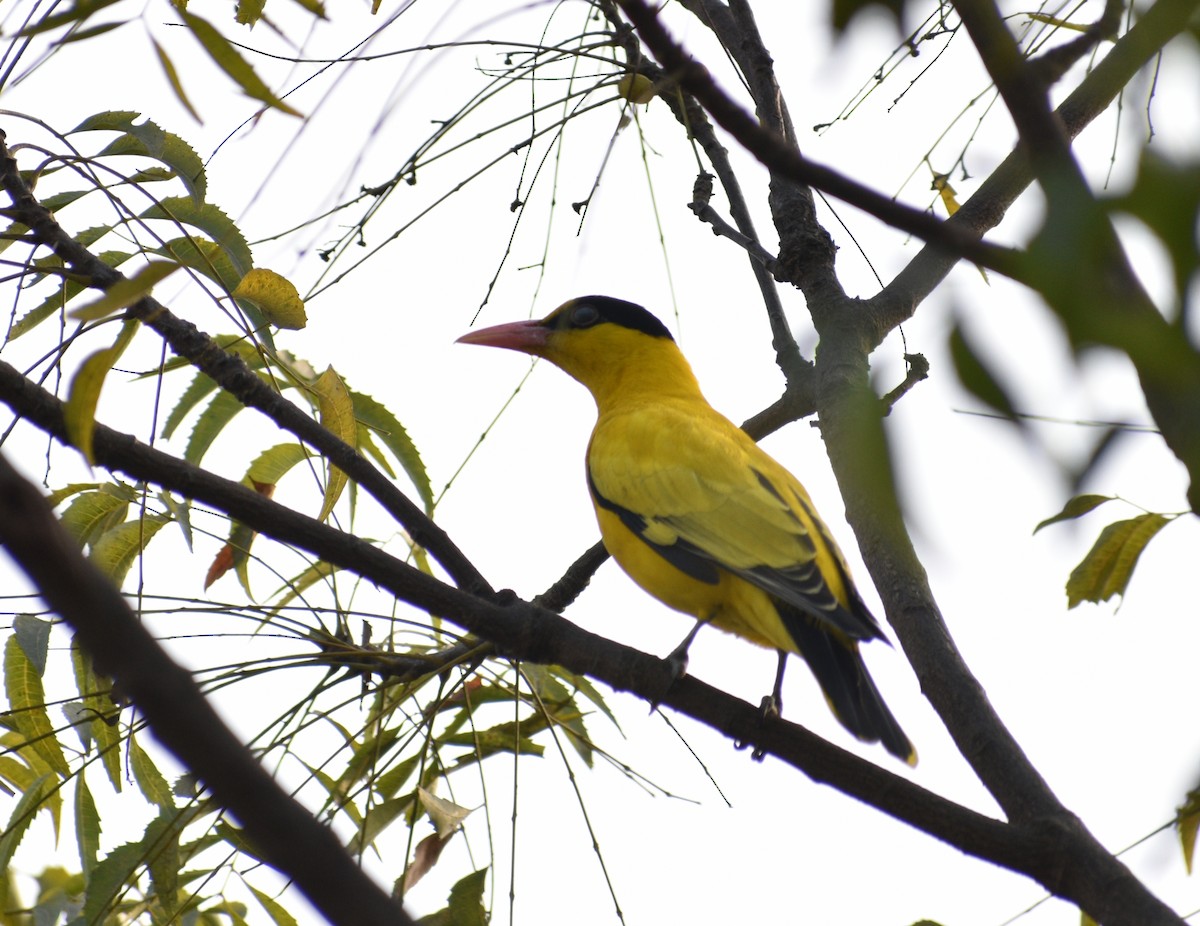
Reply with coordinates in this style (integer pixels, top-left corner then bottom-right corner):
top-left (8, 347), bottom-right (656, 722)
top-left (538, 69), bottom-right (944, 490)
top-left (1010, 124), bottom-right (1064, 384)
top-left (734, 694), bottom-right (781, 761)
top-left (647, 644), bottom-right (690, 714)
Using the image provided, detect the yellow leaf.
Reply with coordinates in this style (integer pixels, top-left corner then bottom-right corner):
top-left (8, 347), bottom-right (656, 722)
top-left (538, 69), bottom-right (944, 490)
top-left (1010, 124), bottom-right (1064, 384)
top-left (1066, 513), bottom-right (1171, 608)
top-left (1177, 787), bottom-right (1200, 874)
top-left (70, 261), bottom-right (180, 321)
top-left (931, 173), bottom-right (960, 216)
top-left (4, 636), bottom-right (69, 777)
top-left (64, 320), bottom-right (139, 465)
top-left (313, 367), bottom-right (355, 522)
top-left (233, 268), bottom-right (307, 330)
top-left (617, 73), bottom-right (655, 104)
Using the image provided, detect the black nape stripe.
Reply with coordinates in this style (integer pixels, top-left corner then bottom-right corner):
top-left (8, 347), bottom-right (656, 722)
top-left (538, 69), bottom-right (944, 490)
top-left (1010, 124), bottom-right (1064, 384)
top-left (558, 296), bottom-right (674, 341)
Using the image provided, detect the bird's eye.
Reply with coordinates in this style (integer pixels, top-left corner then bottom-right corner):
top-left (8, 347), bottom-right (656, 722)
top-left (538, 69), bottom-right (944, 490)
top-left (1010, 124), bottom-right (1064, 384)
top-left (570, 304), bottom-right (601, 328)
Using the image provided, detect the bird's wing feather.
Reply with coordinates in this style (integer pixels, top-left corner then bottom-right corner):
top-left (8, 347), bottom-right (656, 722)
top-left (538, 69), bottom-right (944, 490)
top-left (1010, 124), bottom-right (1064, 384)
top-left (588, 405), bottom-right (882, 641)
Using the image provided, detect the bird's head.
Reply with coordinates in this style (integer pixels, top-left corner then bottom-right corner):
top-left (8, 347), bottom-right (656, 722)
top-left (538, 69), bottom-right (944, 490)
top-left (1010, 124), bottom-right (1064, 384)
top-left (457, 296), bottom-right (694, 406)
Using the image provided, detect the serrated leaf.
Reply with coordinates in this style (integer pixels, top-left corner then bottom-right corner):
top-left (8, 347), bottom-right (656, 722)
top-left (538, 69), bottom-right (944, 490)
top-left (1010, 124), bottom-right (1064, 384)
top-left (246, 442), bottom-right (311, 485)
top-left (233, 268), bottom-right (306, 329)
top-left (130, 736), bottom-right (176, 810)
top-left (75, 773), bottom-right (101, 876)
top-left (154, 235), bottom-right (241, 292)
top-left (1066, 513), bottom-right (1171, 608)
top-left (949, 320), bottom-right (1020, 423)
top-left (1034, 494), bottom-right (1116, 534)
top-left (46, 482), bottom-right (102, 509)
top-left (60, 489), bottom-right (130, 546)
top-left (89, 514), bottom-right (170, 587)
top-left (141, 810), bottom-right (186, 916)
top-left (313, 367), bottom-right (354, 521)
top-left (71, 639), bottom-right (123, 791)
top-left (14, 614), bottom-right (52, 676)
top-left (4, 636), bottom-right (69, 777)
top-left (140, 197), bottom-right (252, 278)
top-left (0, 773), bottom-right (53, 879)
top-left (85, 111), bottom-right (207, 204)
top-left (70, 261), bottom-right (180, 321)
top-left (446, 869), bottom-right (488, 926)
top-left (64, 320), bottom-right (140, 464)
top-left (248, 886), bottom-right (299, 926)
top-left (179, 10), bottom-right (302, 117)
top-left (236, 0), bottom-right (267, 26)
top-left (82, 841), bottom-right (144, 925)
top-left (351, 390), bottom-right (433, 512)
top-left (150, 37), bottom-right (203, 125)
top-left (185, 387), bottom-right (252, 466)
top-left (159, 490), bottom-right (194, 551)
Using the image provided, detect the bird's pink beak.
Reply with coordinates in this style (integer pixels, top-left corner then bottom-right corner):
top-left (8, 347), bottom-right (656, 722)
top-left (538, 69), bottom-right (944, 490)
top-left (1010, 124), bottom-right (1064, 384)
top-left (456, 319), bottom-right (551, 355)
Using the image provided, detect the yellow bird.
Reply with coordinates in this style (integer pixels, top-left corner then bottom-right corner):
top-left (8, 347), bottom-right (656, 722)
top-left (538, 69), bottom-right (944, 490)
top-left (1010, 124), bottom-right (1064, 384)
top-left (458, 296), bottom-right (915, 764)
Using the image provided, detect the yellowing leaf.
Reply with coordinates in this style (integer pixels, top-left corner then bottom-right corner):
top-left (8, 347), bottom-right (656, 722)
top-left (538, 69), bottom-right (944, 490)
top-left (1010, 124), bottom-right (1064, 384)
top-left (1066, 513), bottom-right (1171, 608)
top-left (150, 38), bottom-right (203, 125)
top-left (64, 320), bottom-right (139, 465)
top-left (249, 885), bottom-right (300, 926)
top-left (233, 268), bottom-right (307, 329)
top-left (179, 10), bottom-right (302, 117)
top-left (617, 73), bottom-right (655, 104)
top-left (4, 636), bottom-right (69, 777)
top-left (313, 367), bottom-right (355, 522)
top-left (70, 261), bottom-right (180, 321)
top-left (931, 173), bottom-right (959, 216)
top-left (417, 786), bottom-right (472, 838)
top-left (88, 514), bottom-right (170, 587)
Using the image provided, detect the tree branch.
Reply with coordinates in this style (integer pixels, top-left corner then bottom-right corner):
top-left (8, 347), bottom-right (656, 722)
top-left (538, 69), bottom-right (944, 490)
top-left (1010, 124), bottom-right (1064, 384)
top-left (0, 450), bottom-right (417, 926)
top-left (0, 130), bottom-right (489, 595)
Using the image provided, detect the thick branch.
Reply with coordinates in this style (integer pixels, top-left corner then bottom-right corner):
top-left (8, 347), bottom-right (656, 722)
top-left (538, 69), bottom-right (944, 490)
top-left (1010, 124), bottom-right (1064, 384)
top-left (0, 451), bottom-right (416, 926)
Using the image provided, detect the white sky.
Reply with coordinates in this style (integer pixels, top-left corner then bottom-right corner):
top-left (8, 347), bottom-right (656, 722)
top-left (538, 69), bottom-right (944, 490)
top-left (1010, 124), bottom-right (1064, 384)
top-left (1, 1), bottom-right (1199, 924)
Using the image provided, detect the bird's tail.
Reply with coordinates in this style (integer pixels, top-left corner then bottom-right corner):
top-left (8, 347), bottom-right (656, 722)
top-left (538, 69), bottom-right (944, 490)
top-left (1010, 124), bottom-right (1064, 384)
top-left (779, 604), bottom-right (917, 765)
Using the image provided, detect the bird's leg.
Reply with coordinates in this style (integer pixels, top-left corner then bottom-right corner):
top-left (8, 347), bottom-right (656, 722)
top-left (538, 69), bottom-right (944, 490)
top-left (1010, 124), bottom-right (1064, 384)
top-left (761, 649), bottom-right (787, 719)
top-left (664, 615), bottom-right (713, 680)
top-left (751, 651), bottom-right (788, 760)
top-left (648, 615), bottom-right (714, 713)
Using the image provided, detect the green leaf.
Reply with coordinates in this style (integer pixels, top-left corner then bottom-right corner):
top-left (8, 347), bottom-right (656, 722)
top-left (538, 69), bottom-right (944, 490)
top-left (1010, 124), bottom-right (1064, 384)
top-left (150, 37), bottom-right (204, 125)
top-left (0, 773), bottom-right (53, 880)
top-left (178, 10), bottom-right (302, 117)
top-left (446, 869), bottom-right (488, 926)
top-left (154, 235), bottom-right (242, 292)
top-left (75, 111), bottom-right (207, 204)
top-left (269, 561), bottom-right (339, 615)
top-left (185, 388), bottom-right (253, 466)
top-left (142, 810), bottom-right (187, 917)
top-left (314, 367), bottom-right (354, 522)
top-left (233, 268), bottom-right (307, 330)
top-left (63, 320), bottom-right (140, 464)
top-left (246, 442), bottom-right (311, 485)
top-left (82, 841), bottom-right (144, 925)
top-left (9, 249), bottom-right (134, 339)
top-left (130, 736), bottom-right (176, 810)
top-left (60, 487), bottom-right (131, 546)
top-left (13, 0), bottom-right (123, 37)
top-left (351, 390), bottom-right (433, 512)
top-left (248, 885), bottom-right (299, 926)
top-left (4, 635), bottom-right (69, 777)
top-left (1066, 513), bottom-right (1172, 608)
top-left (140, 197), bottom-right (253, 278)
top-left (71, 638), bottom-right (123, 791)
top-left (70, 261), bottom-right (181, 321)
top-left (13, 614), bottom-right (52, 676)
top-left (949, 320), bottom-right (1020, 424)
top-left (75, 773), bottom-right (102, 876)
top-left (1034, 494), bottom-right (1116, 534)
top-left (46, 482), bottom-right (103, 509)
top-left (89, 514), bottom-right (171, 587)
